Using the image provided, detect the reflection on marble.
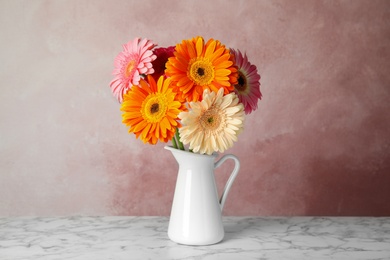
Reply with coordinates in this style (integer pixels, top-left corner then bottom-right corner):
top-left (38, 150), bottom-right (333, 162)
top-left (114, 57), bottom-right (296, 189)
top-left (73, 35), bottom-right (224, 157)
top-left (0, 217), bottom-right (389, 259)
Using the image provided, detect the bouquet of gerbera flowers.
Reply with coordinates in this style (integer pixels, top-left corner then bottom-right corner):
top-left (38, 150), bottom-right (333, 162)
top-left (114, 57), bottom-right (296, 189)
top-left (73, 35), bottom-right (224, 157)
top-left (109, 36), bottom-right (262, 155)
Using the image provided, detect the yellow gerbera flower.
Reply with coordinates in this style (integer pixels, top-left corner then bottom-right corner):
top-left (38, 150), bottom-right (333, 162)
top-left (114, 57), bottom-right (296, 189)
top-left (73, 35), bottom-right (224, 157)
top-left (178, 88), bottom-right (244, 155)
top-left (121, 75), bottom-right (185, 145)
top-left (165, 36), bottom-right (238, 102)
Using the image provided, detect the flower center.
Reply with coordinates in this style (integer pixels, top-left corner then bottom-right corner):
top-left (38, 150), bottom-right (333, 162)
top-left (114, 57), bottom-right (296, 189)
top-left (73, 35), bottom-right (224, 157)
top-left (141, 94), bottom-right (167, 123)
top-left (188, 58), bottom-right (214, 86)
top-left (199, 106), bottom-right (224, 132)
top-left (124, 56), bottom-right (138, 78)
top-left (234, 71), bottom-right (247, 92)
top-left (197, 68), bottom-right (205, 76)
top-left (150, 103), bottom-right (159, 114)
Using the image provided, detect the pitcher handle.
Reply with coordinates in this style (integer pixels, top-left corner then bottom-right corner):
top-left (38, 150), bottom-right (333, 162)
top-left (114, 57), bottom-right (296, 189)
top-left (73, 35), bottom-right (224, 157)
top-left (214, 154), bottom-right (240, 210)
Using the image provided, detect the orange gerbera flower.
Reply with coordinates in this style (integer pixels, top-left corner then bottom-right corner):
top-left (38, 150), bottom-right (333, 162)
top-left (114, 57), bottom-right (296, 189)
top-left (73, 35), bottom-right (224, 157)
top-left (165, 36), bottom-right (238, 102)
top-left (120, 75), bottom-right (185, 145)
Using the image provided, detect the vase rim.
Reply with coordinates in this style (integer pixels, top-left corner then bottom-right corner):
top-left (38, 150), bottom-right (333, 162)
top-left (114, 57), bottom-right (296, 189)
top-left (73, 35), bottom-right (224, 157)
top-left (164, 146), bottom-right (218, 158)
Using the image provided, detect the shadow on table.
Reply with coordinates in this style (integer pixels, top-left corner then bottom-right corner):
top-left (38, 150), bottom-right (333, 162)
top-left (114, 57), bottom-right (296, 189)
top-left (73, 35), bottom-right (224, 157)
top-left (222, 217), bottom-right (269, 242)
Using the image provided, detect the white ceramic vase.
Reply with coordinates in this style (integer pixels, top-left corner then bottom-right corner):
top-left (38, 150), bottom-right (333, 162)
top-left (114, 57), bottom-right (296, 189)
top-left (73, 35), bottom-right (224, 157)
top-left (165, 146), bottom-right (240, 245)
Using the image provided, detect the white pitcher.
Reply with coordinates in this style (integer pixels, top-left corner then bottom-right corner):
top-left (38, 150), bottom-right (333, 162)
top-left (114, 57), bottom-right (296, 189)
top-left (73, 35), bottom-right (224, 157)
top-left (165, 146), bottom-right (240, 245)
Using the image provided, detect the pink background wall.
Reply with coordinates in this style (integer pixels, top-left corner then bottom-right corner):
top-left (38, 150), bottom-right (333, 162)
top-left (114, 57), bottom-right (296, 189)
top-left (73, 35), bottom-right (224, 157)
top-left (0, 0), bottom-right (389, 216)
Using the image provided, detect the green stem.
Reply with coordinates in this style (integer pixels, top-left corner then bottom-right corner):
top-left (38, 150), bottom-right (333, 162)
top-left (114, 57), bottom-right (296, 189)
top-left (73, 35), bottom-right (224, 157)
top-left (172, 134), bottom-right (178, 149)
top-left (175, 128), bottom-right (185, 150)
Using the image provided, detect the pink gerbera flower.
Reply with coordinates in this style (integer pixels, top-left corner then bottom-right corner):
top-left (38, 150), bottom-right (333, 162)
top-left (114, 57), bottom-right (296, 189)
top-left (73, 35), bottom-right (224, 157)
top-left (230, 48), bottom-right (262, 114)
top-left (151, 46), bottom-right (175, 82)
top-left (110, 38), bottom-right (157, 102)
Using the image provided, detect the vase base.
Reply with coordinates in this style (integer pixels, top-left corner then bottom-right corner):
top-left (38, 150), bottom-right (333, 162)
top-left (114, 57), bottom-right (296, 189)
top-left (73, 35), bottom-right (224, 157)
top-left (168, 234), bottom-right (224, 246)
top-left (168, 229), bottom-right (225, 246)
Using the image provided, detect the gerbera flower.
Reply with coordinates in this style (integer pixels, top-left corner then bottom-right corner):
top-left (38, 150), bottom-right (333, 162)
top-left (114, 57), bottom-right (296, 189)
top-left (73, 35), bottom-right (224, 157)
top-left (151, 46), bottom-right (175, 82)
top-left (110, 38), bottom-right (157, 103)
top-left (165, 36), bottom-right (238, 102)
top-left (229, 48), bottom-right (262, 114)
top-left (120, 75), bottom-right (185, 145)
top-left (178, 88), bottom-right (244, 155)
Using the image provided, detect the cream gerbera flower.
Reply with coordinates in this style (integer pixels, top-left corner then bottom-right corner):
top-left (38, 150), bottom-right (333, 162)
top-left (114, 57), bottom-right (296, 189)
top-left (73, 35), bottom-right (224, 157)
top-left (178, 88), bottom-right (244, 155)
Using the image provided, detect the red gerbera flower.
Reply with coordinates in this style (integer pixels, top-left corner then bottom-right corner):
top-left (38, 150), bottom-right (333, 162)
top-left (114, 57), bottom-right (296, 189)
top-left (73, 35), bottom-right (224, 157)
top-left (230, 48), bottom-right (262, 114)
top-left (151, 46), bottom-right (175, 81)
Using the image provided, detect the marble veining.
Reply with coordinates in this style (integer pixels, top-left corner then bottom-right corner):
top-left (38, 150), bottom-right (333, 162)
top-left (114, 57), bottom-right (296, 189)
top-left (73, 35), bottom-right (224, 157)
top-left (0, 217), bottom-right (389, 260)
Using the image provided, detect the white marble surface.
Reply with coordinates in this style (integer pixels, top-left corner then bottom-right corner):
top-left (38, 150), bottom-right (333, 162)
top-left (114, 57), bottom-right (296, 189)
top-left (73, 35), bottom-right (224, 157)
top-left (0, 216), bottom-right (389, 260)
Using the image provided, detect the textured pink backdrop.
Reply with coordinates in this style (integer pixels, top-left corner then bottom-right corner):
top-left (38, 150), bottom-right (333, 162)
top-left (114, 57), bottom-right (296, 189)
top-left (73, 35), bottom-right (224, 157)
top-left (0, 0), bottom-right (389, 216)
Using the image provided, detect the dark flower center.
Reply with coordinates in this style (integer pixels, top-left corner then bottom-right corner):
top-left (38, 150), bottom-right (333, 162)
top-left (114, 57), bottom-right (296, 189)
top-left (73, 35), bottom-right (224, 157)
top-left (150, 103), bottom-right (159, 114)
top-left (197, 68), bottom-right (205, 76)
top-left (235, 72), bottom-right (247, 91)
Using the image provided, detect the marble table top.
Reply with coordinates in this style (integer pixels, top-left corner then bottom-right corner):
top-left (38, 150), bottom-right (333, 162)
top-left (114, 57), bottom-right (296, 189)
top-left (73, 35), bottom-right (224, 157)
top-left (0, 216), bottom-right (389, 260)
